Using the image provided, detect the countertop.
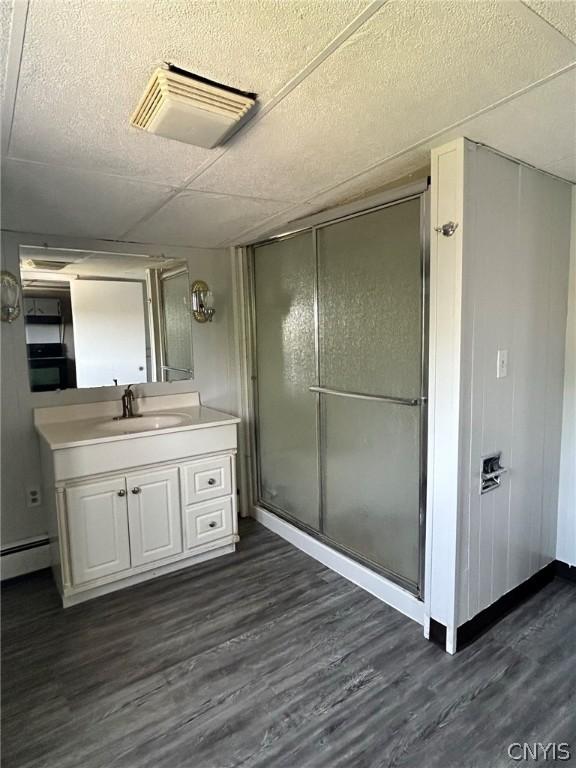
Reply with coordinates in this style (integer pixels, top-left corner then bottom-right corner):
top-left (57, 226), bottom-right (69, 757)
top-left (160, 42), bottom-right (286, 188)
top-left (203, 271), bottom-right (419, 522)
top-left (34, 394), bottom-right (240, 450)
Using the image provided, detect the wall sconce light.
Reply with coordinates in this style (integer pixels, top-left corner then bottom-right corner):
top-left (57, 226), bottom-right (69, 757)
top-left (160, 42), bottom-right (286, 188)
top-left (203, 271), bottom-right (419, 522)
top-left (0, 271), bottom-right (21, 323)
top-left (191, 280), bottom-right (215, 323)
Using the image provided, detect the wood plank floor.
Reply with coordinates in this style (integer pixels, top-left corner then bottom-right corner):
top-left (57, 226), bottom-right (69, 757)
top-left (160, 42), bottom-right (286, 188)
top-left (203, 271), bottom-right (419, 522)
top-left (2, 519), bottom-right (575, 768)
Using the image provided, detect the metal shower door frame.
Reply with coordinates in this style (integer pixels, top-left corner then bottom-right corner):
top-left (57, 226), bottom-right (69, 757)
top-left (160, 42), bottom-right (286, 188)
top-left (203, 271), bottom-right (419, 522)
top-left (246, 184), bottom-right (430, 597)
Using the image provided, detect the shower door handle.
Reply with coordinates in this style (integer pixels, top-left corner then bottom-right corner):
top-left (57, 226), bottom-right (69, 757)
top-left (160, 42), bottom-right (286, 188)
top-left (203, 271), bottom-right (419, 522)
top-left (308, 385), bottom-right (421, 407)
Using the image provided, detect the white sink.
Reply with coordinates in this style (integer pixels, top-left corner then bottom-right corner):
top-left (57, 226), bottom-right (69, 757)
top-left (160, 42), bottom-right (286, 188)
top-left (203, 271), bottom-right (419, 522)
top-left (95, 412), bottom-right (191, 435)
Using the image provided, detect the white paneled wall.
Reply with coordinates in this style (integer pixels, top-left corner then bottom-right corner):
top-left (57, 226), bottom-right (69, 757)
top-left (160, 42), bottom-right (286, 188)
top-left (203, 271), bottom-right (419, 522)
top-left (457, 147), bottom-right (571, 623)
top-left (0, 231), bottom-right (239, 548)
top-left (556, 191), bottom-right (576, 567)
top-left (428, 139), bottom-right (572, 645)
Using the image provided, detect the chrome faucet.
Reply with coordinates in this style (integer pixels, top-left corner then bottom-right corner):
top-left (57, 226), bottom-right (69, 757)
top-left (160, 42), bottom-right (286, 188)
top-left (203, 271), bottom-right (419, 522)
top-left (114, 384), bottom-right (141, 420)
top-left (122, 384), bottom-right (135, 418)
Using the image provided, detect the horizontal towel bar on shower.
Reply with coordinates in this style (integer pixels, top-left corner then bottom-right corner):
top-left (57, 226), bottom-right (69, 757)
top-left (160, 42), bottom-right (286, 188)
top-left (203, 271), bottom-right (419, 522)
top-left (161, 365), bottom-right (193, 375)
top-left (308, 386), bottom-right (422, 406)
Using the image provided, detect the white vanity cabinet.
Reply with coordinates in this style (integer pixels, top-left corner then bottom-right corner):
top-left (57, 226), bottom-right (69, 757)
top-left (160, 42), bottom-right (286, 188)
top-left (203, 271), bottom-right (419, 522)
top-left (125, 467), bottom-right (182, 567)
top-left (35, 393), bottom-right (240, 607)
top-left (66, 477), bottom-right (132, 585)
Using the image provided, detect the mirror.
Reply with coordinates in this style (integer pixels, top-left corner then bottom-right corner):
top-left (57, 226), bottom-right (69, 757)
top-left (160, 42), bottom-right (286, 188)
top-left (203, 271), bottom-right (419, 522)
top-left (19, 246), bottom-right (194, 392)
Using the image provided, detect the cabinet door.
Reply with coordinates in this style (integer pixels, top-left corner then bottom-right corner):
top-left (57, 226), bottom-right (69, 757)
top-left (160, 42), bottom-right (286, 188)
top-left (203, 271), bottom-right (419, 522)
top-left (127, 467), bottom-right (182, 566)
top-left (66, 478), bottom-right (131, 585)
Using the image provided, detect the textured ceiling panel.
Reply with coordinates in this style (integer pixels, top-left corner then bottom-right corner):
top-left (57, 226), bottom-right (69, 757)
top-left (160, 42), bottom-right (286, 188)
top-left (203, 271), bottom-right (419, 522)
top-left (543, 154), bottom-right (576, 180)
top-left (302, 149), bottom-right (431, 212)
top-left (123, 190), bottom-right (291, 247)
top-left (222, 68), bottom-right (576, 242)
top-left (0, 0), bottom-right (14, 99)
top-left (8, 0), bottom-right (368, 184)
top-left (1, 159), bottom-right (173, 238)
top-left (434, 68), bottom-right (576, 173)
top-left (524, 0), bottom-right (576, 42)
top-left (192, 0), bottom-right (576, 203)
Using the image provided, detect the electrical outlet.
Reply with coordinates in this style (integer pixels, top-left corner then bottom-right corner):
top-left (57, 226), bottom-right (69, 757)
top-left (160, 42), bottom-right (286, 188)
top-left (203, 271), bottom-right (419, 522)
top-left (26, 486), bottom-right (42, 508)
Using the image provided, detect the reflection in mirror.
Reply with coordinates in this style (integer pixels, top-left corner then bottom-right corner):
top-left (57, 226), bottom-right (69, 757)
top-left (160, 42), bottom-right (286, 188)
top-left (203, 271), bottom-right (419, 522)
top-left (19, 246), bottom-right (194, 391)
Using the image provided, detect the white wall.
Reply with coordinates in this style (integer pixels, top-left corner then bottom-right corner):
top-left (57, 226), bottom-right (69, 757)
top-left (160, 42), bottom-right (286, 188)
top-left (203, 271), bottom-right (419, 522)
top-left (0, 230), bottom-right (239, 547)
top-left (428, 139), bottom-right (572, 646)
top-left (556, 189), bottom-right (576, 567)
top-left (456, 144), bottom-right (571, 624)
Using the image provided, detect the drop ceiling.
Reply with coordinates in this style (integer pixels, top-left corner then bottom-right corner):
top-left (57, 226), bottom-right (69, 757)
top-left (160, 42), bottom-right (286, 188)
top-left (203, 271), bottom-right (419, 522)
top-left (1, 0), bottom-right (575, 249)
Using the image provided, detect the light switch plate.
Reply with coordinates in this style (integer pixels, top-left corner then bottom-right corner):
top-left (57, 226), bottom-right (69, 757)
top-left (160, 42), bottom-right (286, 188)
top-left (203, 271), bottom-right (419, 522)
top-left (497, 349), bottom-right (508, 379)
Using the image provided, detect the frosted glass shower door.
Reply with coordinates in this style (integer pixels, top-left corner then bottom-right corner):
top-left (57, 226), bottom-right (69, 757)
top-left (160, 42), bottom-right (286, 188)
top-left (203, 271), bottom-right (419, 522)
top-left (161, 271), bottom-right (193, 381)
top-left (254, 233), bottom-right (320, 529)
top-left (317, 198), bottom-right (423, 586)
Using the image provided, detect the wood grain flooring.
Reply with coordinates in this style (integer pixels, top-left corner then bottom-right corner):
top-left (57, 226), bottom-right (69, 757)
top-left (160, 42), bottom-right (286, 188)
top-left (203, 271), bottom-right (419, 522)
top-left (2, 518), bottom-right (575, 768)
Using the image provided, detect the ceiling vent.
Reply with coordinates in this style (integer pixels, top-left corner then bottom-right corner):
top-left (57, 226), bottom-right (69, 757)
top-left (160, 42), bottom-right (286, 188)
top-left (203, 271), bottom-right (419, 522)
top-left (130, 66), bottom-right (256, 149)
top-left (22, 256), bottom-right (79, 271)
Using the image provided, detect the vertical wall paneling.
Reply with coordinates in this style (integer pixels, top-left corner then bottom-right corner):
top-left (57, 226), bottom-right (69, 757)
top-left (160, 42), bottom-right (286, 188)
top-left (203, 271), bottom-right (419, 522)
top-left (452, 142), bottom-right (572, 626)
top-left (556, 190), bottom-right (576, 567)
top-left (428, 139), bottom-right (571, 648)
top-left (425, 139), bottom-right (465, 652)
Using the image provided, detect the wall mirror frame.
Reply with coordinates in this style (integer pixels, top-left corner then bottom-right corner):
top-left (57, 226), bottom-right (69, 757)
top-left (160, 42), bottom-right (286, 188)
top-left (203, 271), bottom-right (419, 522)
top-left (19, 245), bottom-right (194, 392)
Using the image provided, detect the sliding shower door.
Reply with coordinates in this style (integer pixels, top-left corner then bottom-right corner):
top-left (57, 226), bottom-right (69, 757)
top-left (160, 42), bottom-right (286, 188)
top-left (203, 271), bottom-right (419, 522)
top-left (253, 232), bottom-right (320, 530)
top-left (252, 194), bottom-right (426, 592)
top-left (316, 199), bottom-right (423, 587)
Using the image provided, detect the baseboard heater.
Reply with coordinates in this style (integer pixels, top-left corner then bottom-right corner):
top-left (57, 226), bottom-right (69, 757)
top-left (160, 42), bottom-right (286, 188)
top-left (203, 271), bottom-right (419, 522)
top-left (1, 536), bottom-right (51, 581)
top-left (1, 537), bottom-right (49, 557)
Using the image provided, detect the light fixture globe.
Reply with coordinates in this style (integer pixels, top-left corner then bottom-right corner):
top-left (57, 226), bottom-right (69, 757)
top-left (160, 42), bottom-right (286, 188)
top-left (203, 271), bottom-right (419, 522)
top-left (0, 271), bottom-right (21, 323)
top-left (191, 279), bottom-right (215, 323)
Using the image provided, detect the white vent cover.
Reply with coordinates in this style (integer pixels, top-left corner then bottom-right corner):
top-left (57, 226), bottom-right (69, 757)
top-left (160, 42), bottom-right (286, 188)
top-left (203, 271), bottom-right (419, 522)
top-left (22, 254), bottom-right (81, 271)
top-left (130, 68), bottom-right (256, 149)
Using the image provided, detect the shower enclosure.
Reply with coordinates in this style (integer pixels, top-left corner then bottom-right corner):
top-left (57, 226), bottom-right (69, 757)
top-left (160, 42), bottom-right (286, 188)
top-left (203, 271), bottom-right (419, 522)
top-left (249, 190), bottom-right (428, 595)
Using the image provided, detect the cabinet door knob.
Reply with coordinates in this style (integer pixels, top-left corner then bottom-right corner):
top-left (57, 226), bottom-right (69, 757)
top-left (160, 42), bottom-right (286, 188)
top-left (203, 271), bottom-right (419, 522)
top-left (117, 489), bottom-right (126, 497)
top-left (208, 521), bottom-right (217, 528)
top-left (207, 478), bottom-right (216, 486)
top-left (131, 487), bottom-right (141, 494)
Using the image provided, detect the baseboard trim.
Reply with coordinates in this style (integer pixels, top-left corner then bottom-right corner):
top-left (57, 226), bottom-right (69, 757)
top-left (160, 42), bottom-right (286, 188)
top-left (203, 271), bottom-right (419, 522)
top-left (429, 618), bottom-right (447, 649)
top-left (1, 537), bottom-right (51, 581)
top-left (555, 560), bottom-right (576, 583)
top-left (252, 505), bottom-right (424, 625)
top-left (456, 561), bottom-right (557, 650)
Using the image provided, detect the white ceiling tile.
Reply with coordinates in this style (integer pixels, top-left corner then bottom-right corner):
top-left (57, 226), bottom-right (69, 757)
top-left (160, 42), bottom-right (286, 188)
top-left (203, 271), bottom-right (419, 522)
top-left (1, 159), bottom-right (173, 238)
top-left (304, 150), bottom-right (431, 211)
top-left (222, 201), bottom-right (322, 245)
top-left (193, 0), bottom-right (575, 203)
top-left (8, 0), bottom-right (368, 185)
top-left (539, 154), bottom-right (576, 180)
top-left (309, 69), bottom-right (576, 213)
top-left (523, 0), bottom-right (576, 43)
top-left (124, 190), bottom-right (291, 247)
top-left (0, 0), bottom-right (14, 99)
top-left (428, 69), bottom-right (576, 181)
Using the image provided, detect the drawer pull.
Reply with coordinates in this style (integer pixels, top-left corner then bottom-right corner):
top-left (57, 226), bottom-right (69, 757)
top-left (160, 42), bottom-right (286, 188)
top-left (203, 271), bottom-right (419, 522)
top-left (208, 521), bottom-right (217, 528)
top-left (207, 478), bottom-right (216, 486)
top-left (117, 489), bottom-right (126, 497)
top-left (131, 487), bottom-right (141, 495)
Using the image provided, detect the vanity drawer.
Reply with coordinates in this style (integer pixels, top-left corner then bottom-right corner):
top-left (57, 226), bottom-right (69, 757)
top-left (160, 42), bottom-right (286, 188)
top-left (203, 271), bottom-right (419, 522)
top-left (181, 456), bottom-right (232, 505)
top-left (184, 497), bottom-right (233, 549)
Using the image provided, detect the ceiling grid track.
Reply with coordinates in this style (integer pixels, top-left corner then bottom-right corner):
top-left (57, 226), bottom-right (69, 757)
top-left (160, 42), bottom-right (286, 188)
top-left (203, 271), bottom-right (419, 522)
top-left (519, 0), bottom-right (576, 47)
top-left (3, 0), bottom-right (575, 247)
top-left (1, 0), bottom-right (29, 156)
